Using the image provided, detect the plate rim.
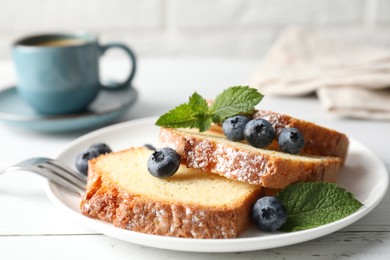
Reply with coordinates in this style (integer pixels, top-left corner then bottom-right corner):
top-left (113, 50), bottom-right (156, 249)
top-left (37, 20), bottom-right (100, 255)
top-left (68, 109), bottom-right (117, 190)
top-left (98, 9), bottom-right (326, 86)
top-left (45, 117), bottom-right (389, 252)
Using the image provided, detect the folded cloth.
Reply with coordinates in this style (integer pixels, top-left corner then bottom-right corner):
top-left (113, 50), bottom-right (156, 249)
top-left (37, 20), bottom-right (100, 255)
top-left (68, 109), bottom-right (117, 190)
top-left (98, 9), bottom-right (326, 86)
top-left (251, 27), bottom-right (390, 120)
top-left (318, 87), bottom-right (390, 120)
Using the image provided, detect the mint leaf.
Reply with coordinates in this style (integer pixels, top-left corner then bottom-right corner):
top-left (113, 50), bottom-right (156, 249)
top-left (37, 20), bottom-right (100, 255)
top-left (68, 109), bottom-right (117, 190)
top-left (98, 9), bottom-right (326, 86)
top-left (210, 86), bottom-right (263, 123)
top-left (197, 115), bottom-right (213, 132)
top-left (156, 93), bottom-right (212, 131)
top-left (188, 92), bottom-right (212, 131)
top-left (189, 92), bottom-right (208, 113)
top-left (156, 86), bottom-right (264, 131)
top-left (155, 103), bottom-right (201, 129)
top-left (276, 182), bottom-right (363, 232)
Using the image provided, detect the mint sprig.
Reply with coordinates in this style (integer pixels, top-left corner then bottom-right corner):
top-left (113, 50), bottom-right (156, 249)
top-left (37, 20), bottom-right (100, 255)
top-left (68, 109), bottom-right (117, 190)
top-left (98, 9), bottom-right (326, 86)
top-left (275, 182), bottom-right (364, 232)
top-left (156, 86), bottom-right (263, 132)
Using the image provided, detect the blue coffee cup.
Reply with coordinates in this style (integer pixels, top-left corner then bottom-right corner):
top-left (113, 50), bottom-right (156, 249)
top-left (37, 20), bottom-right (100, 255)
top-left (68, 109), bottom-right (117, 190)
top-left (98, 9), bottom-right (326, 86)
top-left (12, 32), bottom-right (137, 115)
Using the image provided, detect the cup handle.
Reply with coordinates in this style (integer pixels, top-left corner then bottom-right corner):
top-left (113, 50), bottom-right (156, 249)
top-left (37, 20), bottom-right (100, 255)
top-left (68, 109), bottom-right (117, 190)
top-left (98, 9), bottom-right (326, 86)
top-left (99, 42), bottom-right (137, 90)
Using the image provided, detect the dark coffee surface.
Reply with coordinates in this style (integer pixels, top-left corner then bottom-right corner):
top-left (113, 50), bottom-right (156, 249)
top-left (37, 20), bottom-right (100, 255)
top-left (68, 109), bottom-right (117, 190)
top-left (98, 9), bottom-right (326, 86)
top-left (22, 38), bottom-right (86, 47)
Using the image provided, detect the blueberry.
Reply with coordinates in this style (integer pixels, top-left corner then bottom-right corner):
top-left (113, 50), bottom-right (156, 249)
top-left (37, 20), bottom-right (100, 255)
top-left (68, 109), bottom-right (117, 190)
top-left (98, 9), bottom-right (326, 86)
top-left (88, 143), bottom-right (112, 155)
top-left (278, 128), bottom-right (304, 154)
top-left (244, 119), bottom-right (275, 148)
top-left (222, 115), bottom-right (250, 141)
top-left (147, 147), bottom-right (180, 178)
top-left (251, 196), bottom-right (287, 232)
top-left (75, 149), bottom-right (100, 176)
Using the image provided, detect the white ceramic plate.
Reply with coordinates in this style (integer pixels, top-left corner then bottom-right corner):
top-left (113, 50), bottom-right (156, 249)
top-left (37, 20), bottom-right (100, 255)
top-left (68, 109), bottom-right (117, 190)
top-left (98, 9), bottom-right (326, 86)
top-left (45, 117), bottom-right (389, 252)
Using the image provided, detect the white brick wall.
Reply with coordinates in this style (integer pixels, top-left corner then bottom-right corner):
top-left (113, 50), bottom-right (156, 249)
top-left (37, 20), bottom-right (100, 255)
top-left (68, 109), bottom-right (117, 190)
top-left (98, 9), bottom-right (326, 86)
top-left (0, 0), bottom-right (389, 59)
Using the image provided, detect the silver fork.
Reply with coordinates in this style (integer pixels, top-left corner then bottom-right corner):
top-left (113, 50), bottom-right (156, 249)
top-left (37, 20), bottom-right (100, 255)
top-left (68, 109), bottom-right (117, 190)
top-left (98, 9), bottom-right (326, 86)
top-left (0, 158), bottom-right (87, 194)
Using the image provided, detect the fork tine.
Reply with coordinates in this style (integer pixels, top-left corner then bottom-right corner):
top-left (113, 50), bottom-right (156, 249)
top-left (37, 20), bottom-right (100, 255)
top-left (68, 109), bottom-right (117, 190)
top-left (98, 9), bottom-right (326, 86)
top-left (37, 161), bottom-right (87, 191)
top-left (46, 160), bottom-right (87, 184)
top-left (36, 164), bottom-right (85, 194)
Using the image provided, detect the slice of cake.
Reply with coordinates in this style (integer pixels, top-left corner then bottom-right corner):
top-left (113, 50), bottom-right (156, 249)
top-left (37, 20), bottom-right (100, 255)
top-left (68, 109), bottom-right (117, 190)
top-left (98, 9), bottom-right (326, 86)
top-left (252, 110), bottom-right (349, 161)
top-left (80, 147), bottom-right (263, 239)
top-left (159, 127), bottom-right (342, 189)
top-left (203, 109), bottom-right (349, 162)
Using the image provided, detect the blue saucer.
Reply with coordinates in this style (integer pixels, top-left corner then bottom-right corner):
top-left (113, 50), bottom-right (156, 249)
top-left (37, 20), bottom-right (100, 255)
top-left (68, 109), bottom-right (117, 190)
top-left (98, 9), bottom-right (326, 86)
top-left (0, 86), bottom-right (138, 132)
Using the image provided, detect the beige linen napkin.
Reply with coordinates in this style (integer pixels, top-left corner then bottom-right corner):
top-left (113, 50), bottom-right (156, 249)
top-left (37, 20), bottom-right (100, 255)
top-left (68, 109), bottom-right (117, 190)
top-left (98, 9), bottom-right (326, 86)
top-left (251, 27), bottom-right (390, 120)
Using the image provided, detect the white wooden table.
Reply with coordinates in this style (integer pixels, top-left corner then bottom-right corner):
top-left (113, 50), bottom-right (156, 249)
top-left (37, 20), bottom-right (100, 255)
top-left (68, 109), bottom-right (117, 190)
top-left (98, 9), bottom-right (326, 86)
top-left (0, 58), bottom-right (389, 259)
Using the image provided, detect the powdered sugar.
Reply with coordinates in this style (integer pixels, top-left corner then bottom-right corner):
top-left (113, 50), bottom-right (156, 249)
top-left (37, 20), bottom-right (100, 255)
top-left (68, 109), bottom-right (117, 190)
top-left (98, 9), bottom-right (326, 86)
top-left (186, 139), bottom-right (214, 169)
top-left (213, 144), bottom-right (268, 184)
top-left (253, 110), bottom-right (291, 134)
top-left (181, 136), bottom-right (269, 184)
top-left (160, 128), bottom-right (271, 185)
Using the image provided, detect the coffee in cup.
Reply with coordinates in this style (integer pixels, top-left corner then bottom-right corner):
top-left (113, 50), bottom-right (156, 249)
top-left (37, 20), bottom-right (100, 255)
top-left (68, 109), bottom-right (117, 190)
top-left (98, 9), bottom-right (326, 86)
top-left (12, 32), bottom-right (136, 115)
